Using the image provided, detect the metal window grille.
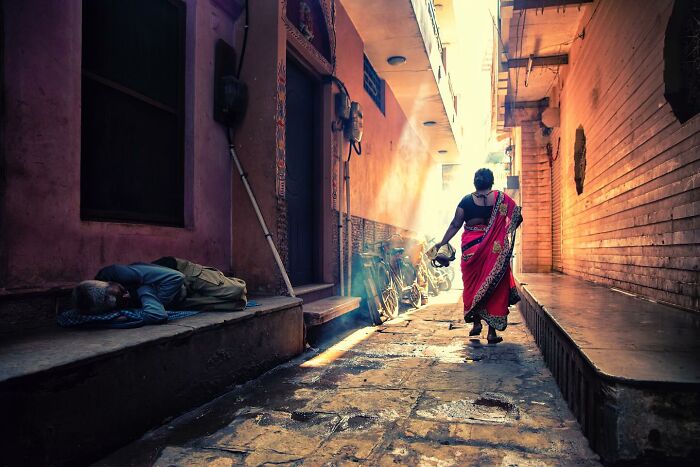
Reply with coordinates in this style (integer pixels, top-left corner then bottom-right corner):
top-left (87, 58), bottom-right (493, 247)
top-left (363, 55), bottom-right (385, 114)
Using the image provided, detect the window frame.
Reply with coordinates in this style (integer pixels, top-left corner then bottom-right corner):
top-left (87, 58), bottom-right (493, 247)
top-left (363, 54), bottom-right (385, 114)
top-left (80, 0), bottom-right (187, 227)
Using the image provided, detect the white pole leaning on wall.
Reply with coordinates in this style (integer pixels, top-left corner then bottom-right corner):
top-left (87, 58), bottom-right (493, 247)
top-left (227, 129), bottom-right (295, 298)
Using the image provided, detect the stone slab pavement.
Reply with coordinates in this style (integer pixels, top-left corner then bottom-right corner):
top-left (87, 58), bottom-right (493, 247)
top-left (97, 290), bottom-right (601, 466)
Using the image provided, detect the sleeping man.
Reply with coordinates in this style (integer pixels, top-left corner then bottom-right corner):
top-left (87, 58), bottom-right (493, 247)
top-left (60, 258), bottom-right (246, 329)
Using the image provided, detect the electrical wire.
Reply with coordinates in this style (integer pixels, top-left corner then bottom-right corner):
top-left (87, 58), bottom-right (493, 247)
top-left (541, 1), bottom-right (601, 101)
top-left (579, 0), bottom-right (601, 38)
top-left (347, 139), bottom-right (361, 162)
top-left (513, 9), bottom-right (526, 103)
top-left (488, 9), bottom-right (509, 62)
top-left (330, 0), bottom-right (337, 75)
top-left (236, 0), bottom-right (249, 79)
top-left (535, 1), bottom-right (601, 54)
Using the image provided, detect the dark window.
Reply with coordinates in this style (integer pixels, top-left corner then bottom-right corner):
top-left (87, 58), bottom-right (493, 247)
top-left (363, 55), bottom-right (385, 114)
top-left (81, 0), bottom-right (186, 225)
top-left (664, 0), bottom-right (700, 124)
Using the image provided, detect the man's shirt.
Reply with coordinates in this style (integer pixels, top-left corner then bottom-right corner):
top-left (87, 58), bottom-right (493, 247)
top-left (95, 263), bottom-right (185, 324)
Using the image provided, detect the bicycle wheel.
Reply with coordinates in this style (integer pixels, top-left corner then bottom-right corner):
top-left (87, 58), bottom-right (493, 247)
top-left (408, 282), bottom-right (421, 308)
top-left (363, 272), bottom-right (384, 325)
top-left (445, 264), bottom-right (456, 284)
top-left (399, 262), bottom-right (421, 308)
top-left (438, 271), bottom-right (452, 291)
top-left (375, 261), bottom-right (399, 320)
top-left (423, 263), bottom-right (440, 296)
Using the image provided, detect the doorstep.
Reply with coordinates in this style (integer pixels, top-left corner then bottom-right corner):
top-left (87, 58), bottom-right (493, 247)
top-left (293, 282), bottom-right (334, 303)
top-left (303, 295), bottom-right (362, 327)
top-left (0, 295), bottom-right (303, 467)
top-left (516, 273), bottom-right (700, 465)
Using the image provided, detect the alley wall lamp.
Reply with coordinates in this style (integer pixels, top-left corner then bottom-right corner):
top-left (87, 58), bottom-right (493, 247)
top-left (387, 55), bottom-right (407, 66)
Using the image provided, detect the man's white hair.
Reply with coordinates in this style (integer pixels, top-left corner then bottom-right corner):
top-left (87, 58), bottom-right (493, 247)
top-left (72, 280), bottom-right (117, 314)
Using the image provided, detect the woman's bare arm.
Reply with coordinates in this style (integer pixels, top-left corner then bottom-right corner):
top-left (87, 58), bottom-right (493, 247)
top-left (436, 207), bottom-right (465, 248)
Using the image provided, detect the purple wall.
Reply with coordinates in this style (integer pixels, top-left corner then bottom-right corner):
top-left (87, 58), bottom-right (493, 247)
top-left (0, 0), bottom-right (242, 289)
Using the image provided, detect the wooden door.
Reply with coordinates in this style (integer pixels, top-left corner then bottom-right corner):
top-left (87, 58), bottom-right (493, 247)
top-left (285, 59), bottom-right (319, 286)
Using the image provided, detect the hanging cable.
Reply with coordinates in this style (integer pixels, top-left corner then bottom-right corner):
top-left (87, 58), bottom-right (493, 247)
top-left (348, 140), bottom-right (361, 161)
top-left (513, 9), bottom-right (526, 104)
top-left (330, 0), bottom-right (337, 76)
top-left (236, 0), bottom-right (249, 79)
top-left (489, 10), bottom-right (509, 62)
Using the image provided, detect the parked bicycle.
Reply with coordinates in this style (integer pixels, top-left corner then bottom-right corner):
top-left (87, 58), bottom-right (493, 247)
top-left (417, 237), bottom-right (453, 296)
top-left (359, 235), bottom-right (421, 325)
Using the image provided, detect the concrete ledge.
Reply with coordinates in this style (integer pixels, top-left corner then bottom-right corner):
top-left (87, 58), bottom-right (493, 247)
top-left (0, 296), bottom-right (304, 467)
top-left (516, 273), bottom-right (700, 465)
top-left (0, 285), bottom-right (73, 336)
top-left (303, 296), bottom-right (361, 326)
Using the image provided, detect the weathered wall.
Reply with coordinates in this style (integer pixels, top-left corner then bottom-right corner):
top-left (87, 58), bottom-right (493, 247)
top-left (517, 121), bottom-right (553, 273)
top-left (0, 0), bottom-right (447, 303)
top-left (334, 2), bottom-right (443, 236)
top-left (554, 0), bottom-right (699, 310)
top-left (230, 0), bottom-right (283, 293)
top-left (550, 127), bottom-right (563, 272)
top-left (0, 0), bottom-right (239, 289)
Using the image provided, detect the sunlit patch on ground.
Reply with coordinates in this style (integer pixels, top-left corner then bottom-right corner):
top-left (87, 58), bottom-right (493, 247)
top-left (99, 288), bottom-right (600, 466)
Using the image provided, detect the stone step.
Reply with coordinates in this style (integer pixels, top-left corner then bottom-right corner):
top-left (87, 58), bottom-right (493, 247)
top-left (0, 296), bottom-right (304, 466)
top-left (303, 295), bottom-right (362, 327)
top-left (293, 283), bottom-right (334, 303)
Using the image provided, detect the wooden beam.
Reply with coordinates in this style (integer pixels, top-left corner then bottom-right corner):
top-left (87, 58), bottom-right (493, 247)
top-left (513, 0), bottom-right (593, 10)
top-left (506, 54), bottom-right (568, 68)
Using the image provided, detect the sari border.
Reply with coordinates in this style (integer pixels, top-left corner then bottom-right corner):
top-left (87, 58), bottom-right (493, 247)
top-left (467, 202), bottom-right (523, 315)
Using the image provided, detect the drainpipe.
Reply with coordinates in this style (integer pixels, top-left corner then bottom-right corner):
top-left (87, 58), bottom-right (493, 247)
top-left (345, 157), bottom-right (352, 296)
top-left (337, 138), bottom-right (345, 296)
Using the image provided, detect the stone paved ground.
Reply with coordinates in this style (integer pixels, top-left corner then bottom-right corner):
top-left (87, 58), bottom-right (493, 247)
top-left (98, 290), bottom-right (601, 466)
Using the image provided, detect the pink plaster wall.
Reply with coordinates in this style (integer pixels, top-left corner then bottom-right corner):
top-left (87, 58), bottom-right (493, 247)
top-left (0, 0), bottom-right (444, 293)
top-left (230, 0), bottom-right (284, 293)
top-left (0, 0), bottom-right (239, 289)
top-left (333, 3), bottom-right (442, 235)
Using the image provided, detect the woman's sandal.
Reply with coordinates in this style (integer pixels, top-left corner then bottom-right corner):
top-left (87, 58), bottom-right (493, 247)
top-left (487, 336), bottom-right (503, 344)
top-left (469, 325), bottom-right (482, 336)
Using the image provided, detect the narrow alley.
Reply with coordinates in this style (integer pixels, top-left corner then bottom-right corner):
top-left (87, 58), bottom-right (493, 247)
top-left (99, 292), bottom-right (599, 466)
top-left (1, 0), bottom-right (699, 465)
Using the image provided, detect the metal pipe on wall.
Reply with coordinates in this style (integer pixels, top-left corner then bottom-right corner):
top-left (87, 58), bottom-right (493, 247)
top-left (337, 138), bottom-right (345, 296)
top-left (345, 159), bottom-right (352, 296)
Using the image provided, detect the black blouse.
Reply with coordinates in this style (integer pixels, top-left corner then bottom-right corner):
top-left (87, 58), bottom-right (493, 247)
top-left (458, 194), bottom-right (494, 221)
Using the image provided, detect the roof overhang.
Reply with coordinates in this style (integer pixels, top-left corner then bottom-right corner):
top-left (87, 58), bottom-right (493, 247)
top-left (342, 0), bottom-right (461, 163)
top-left (494, 0), bottom-right (592, 133)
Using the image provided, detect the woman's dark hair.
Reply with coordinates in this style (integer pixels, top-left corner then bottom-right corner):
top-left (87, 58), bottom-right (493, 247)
top-left (474, 168), bottom-right (494, 190)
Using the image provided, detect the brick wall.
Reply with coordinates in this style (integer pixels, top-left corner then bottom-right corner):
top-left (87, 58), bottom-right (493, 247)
top-left (518, 121), bottom-right (553, 273)
top-left (555, 0), bottom-right (699, 310)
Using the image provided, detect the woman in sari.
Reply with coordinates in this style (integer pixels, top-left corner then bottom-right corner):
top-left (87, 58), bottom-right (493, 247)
top-left (434, 168), bottom-right (523, 344)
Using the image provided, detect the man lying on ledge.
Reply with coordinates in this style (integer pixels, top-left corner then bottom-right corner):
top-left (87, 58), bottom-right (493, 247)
top-left (58, 257), bottom-right (247, 329)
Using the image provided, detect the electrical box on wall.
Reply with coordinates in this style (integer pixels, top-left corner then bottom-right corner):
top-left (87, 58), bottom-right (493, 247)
top-left (345, 102), bottom-right (363, 143)
top-left (335, 92), bottom-right (351, 120)
top-left (214, 39), bottom-right (248, 128)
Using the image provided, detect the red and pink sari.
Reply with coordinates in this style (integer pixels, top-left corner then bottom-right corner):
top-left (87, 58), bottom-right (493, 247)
top-left (461, 191), bottom-right (522, 330)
